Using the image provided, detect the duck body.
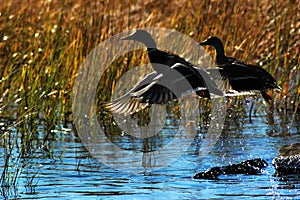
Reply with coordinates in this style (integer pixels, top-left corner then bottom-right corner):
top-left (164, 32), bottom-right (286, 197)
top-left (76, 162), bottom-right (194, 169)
top-left (199, 36), bottom-right (281, 103)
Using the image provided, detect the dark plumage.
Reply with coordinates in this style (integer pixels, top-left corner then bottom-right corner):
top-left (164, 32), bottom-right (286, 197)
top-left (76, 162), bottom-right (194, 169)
top-left (105, 30), bottom-right (223, 114)
top-left (105, 63), bottom-right (207, 114)
top-left (199, 36), bottom-right (281, 103)
top-left (121, 30), bottom-right (223, 97)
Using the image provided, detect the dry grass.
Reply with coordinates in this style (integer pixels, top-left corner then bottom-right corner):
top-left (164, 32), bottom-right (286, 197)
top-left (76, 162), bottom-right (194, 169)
top-left (0, 0), bottom-right (299, 131)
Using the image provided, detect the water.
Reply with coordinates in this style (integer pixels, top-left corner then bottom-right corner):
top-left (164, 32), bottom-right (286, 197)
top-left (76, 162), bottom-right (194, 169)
top-left (1, 106), bottom-right (300, 199)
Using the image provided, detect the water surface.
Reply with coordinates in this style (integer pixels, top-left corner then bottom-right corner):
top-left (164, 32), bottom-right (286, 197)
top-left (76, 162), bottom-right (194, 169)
top-left (1, 104), bottom-right (300, 199)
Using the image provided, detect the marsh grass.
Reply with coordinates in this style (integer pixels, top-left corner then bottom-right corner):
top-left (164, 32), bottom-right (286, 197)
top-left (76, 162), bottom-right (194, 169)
top-left (0, 0), bottom-right (299, 192)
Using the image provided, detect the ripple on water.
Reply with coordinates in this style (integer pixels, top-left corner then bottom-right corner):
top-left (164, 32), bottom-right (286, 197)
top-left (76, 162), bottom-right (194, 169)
top-left (1, 113), bottom-right (300, 199)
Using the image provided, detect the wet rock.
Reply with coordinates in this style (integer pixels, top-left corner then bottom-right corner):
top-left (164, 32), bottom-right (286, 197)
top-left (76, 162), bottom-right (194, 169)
top-left (194, 158), bottom-right (268, 179)
top-left (273, 143), bottom-right (300, 175)
top-left (194, 167), bottom-right (224, 179)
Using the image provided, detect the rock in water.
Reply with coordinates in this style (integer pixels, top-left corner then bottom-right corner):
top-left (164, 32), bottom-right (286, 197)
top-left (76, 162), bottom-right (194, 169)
top-left (194, 158), bottom-right (268, 179)
top-left (273, 143), bottom-right (300, 175)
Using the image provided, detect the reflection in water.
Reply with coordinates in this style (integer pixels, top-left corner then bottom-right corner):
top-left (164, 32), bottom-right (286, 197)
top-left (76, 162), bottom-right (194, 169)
top-left (1, 99), bottom-right (300, 199)
top-left (267, 104), bottom-right (299, 137)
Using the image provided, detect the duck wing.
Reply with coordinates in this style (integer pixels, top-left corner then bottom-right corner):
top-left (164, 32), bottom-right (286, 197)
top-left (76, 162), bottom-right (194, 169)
top-left (103, 72), bottom-right (159, 114)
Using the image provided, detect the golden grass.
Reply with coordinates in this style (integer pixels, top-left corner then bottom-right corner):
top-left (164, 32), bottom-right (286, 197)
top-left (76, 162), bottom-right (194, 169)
top-left (0, 0), bottom-right (299, 128)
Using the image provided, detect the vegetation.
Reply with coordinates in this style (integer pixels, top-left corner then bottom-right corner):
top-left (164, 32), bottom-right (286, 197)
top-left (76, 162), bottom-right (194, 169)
top-left (0, 0), bottom-right (299, 192)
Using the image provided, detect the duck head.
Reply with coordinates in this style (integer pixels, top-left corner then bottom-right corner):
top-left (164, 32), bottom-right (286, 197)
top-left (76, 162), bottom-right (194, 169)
top-left (121, 29), bottom-right (157, 48)
top-left (198, 36), bottom-right (225, 56)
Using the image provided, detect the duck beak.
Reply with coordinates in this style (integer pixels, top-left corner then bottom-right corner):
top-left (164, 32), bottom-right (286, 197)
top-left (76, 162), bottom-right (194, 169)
top-left (121, 32), bottom-right (135, 40)
top-left (197, 40), bottom-right (208, 46)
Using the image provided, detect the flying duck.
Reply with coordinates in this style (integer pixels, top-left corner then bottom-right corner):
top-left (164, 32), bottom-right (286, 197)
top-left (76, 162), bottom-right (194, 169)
top-left (105, 30), bottom-right (223, 114)
top-left (105, 63), bottom-right (207, 114)
top-left (121, 30), bottom-right (223, 97)
top-left (199, 36), bottom-right (281, 103)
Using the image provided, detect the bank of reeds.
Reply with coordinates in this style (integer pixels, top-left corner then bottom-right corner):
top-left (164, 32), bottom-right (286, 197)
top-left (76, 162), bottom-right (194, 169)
top-left (1, 0), bottom-right (298, 124)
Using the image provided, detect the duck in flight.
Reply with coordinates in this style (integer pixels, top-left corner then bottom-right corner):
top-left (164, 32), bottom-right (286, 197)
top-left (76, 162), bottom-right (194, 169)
top-left (105, 63), bottom-right (208, 114)
top-left (104, 30), bottom-right (223, 114)
top-left (199, 36), bottom-right (281, 103)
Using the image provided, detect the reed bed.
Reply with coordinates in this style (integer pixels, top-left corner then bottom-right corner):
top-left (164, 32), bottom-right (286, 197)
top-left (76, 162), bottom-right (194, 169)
top-left (1, 0), bottom-right (298, 120)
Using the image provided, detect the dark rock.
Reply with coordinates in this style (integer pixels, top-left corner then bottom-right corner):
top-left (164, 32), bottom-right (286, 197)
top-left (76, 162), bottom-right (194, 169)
top-left (273, 143), bottom-right (300, 175)
top-left (273, 155), bottom-right (300, 175)
top-left (193, 167), bottom-right (224, 179)
top-left (222, 159), bottom-right (268, 175)
top-left (194, 158), bottom-right (268, 180)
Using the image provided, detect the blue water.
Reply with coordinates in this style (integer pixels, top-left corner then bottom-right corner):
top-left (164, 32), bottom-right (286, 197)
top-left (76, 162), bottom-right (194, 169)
top-left (1, 105), bottom-right (300, 199)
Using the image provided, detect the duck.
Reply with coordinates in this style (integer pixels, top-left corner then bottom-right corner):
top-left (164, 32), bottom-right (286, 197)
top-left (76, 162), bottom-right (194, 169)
top-left (199, 36), bottom-right (281, 103)
top-left (105, 30), bottom-right (223, 114)
top-left (121, 30), bottom-right (223, 97)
